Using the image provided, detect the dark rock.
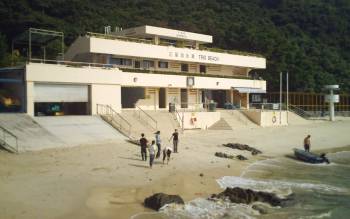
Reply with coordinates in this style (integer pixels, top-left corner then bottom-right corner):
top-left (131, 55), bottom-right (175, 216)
top-left (215, 152), bottom-right (235, 159)
top-left (199, 173), bottom-right (204, 177)
top-left (252, 204), bottom-right (268, 214)
top-left (236, 155), bottom-right (248, 160)
top-left (144, 193), bottom-right (184, 211)
top-left (210, 187), bottom-right (292, 207)
top-left (215, 152), bottom-right (248, 161)
top-left (223, 143), bottom-right (262, 155)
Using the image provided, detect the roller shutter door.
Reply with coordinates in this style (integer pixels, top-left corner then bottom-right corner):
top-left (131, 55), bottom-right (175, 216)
top-left (34, 83), bottom-right (89, 102)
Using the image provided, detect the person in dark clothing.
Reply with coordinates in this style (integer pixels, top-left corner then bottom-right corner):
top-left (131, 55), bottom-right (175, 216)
top-left (304, 135), bottom-right (311, 152)
top-left (169, 129), bottom-right (179, 153)
top-left (140, 133), bottom-right (148, 161)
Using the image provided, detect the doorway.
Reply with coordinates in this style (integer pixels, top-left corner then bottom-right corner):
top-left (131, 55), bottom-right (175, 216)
top-left (180, 89), bottom-right (188, 108)
top-left (159, 88), bottom-right (166, 108)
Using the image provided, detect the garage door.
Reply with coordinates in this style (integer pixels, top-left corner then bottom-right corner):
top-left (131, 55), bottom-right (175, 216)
top-left (34, 83), bottom-right (89, 102)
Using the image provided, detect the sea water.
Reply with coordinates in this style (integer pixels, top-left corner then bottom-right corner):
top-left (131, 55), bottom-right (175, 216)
top-left (132, 150), bottom-right (350, 219)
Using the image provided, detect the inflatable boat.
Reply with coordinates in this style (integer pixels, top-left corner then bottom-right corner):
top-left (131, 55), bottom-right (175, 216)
top-left (293, 148), bottom-right (330, 164)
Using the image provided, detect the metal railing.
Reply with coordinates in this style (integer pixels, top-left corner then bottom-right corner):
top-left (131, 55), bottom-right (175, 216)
top-left (134, 105), bottom-right (158, 130)
top-left (174, 107), bottom-right (184, 132)
top-left (96, 104), bottom-right (132, 137)
top-left (0, 126), bottom-right (18, 153)
top-left (289, 104), bottom-right (312, 119)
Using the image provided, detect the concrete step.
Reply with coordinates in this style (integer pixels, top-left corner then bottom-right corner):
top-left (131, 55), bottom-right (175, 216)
top-left (208, 118), bottom-right (232, 130)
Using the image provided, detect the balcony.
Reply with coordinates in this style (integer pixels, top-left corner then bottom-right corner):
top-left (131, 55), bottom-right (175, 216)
top-left (85, 32), bottom-right (264, 58)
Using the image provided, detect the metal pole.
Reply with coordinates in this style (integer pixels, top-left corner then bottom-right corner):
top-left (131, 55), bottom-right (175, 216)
top-left (11, 40), bottom-right (14, 66)
top-left (330, 89), bottom-right (335, 121)
top-left (280, 72), bottom-right (282, 124)
top-left (61, 33), bottom-right (64, 60)
top-left (29, 29), bottom-right (32, 61)
top-left (286, 72), bottom-right (289, 124)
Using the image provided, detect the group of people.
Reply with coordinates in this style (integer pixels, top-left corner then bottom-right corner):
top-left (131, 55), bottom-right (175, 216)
top-left (139, 129), bottom-right (179, 168)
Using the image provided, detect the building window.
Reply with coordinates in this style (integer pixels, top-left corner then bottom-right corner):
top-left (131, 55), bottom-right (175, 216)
top-left (158, 61), bottom-right (168, 68)
top-left (181, 63), bottom-right (189, 72)
top-left (110, 58), bottom-right (132, 66)
top-left (200, 65), bottom-right (206, 73)
top-left (142, 60), bottom-right (155, 69)
top-left (134, 61), bottom-right (141, 68)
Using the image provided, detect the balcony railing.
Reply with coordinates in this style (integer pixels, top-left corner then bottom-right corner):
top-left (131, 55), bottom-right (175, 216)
top-left (85, 32), bottom-right (264, 58)
top-left (29, 59), bottom-right (260, 80)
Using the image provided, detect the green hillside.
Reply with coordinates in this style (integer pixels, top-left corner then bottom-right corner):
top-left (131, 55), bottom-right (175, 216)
top-left (1, 0), bottom-right (350, 92)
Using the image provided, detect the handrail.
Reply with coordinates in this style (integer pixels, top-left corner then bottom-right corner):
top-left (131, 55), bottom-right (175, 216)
top-left (96, 104), bottom-right (132, 137)
top-left (174, 107), bottom-right (184, 132)
top-left (134, 105), bottom-right (158, 130)
top-left (0, 126), bottom-right (18, 153)
top-left (289, 104), bottom-right (312, 118)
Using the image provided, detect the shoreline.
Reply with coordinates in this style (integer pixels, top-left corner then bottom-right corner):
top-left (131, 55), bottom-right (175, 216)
top-left (81, 145), bottom-right (350, 219)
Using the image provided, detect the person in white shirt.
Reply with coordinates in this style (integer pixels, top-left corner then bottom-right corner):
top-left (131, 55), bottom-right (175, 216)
top-left (155, 131), bottom-right (161, 159)
top-left (162, 146), bottom-right (173, 164)
top-left (148, 140), bottom-right (157, 168)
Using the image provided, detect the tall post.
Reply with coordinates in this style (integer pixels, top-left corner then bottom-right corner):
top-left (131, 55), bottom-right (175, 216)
top-left (279, 72), bottom-right (282, 124)
top-left (330, 89), bottom-right (335, 121)
top-left (61, 33), bottom-right (64, 60)
top-left (28, 29), bottom-right (32, 61)
top-left (286, 72), bottom-right (289, 124)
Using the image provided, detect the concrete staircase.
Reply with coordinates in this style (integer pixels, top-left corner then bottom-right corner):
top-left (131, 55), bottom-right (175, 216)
top-left (120, 110), bottom-right (180, 141)
top-left (208, 118), bottom-right (232, 130)
top-left (217, 110), bottom-right (258, 129)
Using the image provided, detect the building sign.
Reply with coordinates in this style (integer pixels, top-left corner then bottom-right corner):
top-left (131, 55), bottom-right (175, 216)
top-left (176, 31), bottom-right (187, 39)
top-left (169, 51), bottom-right (219, 62)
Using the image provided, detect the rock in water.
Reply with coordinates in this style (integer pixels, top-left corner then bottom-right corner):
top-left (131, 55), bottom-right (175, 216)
top-left (144, 193), bottom-right (184, 211)
top-left (236, 155), bottom-right (248, 160)
top-left (210, 187), bottom-right (292, 207)
top-left (215, 152), bottom-right (235, 159)
top-left (223, 143), bottom-right (262, 155)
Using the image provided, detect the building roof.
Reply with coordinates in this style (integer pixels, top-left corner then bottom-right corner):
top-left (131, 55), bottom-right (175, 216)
top-left (112, 25), bottom-right (213, 44)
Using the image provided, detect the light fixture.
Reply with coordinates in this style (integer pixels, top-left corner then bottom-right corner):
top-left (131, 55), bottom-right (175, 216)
top-left (133, 77), bottom-right (138, 82)
top-left (216, 81), bottom-right (220, 86)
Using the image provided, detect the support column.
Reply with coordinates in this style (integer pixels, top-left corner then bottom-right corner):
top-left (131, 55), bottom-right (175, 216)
top-left (26, 81), bottom-right (35, 116)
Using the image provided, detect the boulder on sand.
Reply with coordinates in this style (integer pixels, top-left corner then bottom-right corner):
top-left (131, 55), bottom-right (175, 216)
top-left (144, 193), bottom-right (184, 211)
top-left (215, 152), bottom-right (248, 160)
top-left (223, 143), bottom-right (262, 155)
top-left (210, 187), bottom-right (293, 207)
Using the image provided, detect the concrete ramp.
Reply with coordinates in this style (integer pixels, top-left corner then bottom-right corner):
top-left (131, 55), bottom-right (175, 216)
top-left (34, 116), bottom-right (125, 147)
top-left (218, 110), bottom-right (258, 128)
top-left (0, 114), bottom-right (64, 152)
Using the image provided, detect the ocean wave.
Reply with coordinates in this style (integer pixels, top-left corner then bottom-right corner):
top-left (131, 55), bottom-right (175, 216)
top-left (298, 211), bottom-right (332, 219)
top-left (160, 198), bottom-right (259, 219)
top-left (327, 151), bottom-right (350, 165)
top-left (216, 176), bottom-right (348, 196)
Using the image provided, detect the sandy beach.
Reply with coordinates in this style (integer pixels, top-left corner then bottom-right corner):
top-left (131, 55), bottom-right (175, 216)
top-left (1, 118), bottom-right (350, 219)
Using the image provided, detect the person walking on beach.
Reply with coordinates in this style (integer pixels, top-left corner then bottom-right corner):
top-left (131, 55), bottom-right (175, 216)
top-left (304, 135), bottom-right (311, 152)
top-left (148, 140), bottom-right (157, 168)
top-left (162, 146), bottom-right (173, 164)
top-left (155, 131), bottom-right (161, 159)
top-left (140, 133), bottom-right (148, 161)
top-left (169, 129), bottom-right (179, 153)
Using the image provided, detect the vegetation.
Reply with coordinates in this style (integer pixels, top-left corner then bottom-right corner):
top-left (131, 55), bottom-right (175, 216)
top-left (0, 0), bottom-right (350, 92)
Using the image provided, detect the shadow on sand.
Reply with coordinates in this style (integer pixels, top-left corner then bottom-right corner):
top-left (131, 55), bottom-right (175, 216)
top-left (129, 163), bottom-right (150, 169)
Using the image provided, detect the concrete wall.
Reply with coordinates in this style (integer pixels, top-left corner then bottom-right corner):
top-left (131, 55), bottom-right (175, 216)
top-left (243, 110), bottom-right (288, 127)
top-left (178, 111), bottom-right (221, 129)
top-left (91, 84), bottom-right (121, 114)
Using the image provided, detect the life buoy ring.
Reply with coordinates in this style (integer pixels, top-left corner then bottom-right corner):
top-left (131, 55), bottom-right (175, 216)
top-left (190, 117), bottom-right (197, 124)
top-left (272, 116), bottom-right (277, 123)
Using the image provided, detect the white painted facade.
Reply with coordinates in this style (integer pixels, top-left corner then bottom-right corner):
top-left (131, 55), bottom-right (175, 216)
top-left (26, 25), bottom-right (267, 118)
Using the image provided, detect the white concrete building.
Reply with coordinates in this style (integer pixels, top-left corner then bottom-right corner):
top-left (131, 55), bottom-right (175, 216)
top-left (3, 25), bottom-right (267, 117)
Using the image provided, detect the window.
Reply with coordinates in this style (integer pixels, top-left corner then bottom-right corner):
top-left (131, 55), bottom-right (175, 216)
top-left (158, 61), bottom-right (168, 68)
top-left (110, 58), bottom-right (132, 66)
top-left (142, 60), bottom-right (155, 69)
top-left (181, 63), bottom-right (189, 72)
top-left (134, 61), bottom-right (141, 68)
top-left (200, 65), bottom-right (206, 73)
